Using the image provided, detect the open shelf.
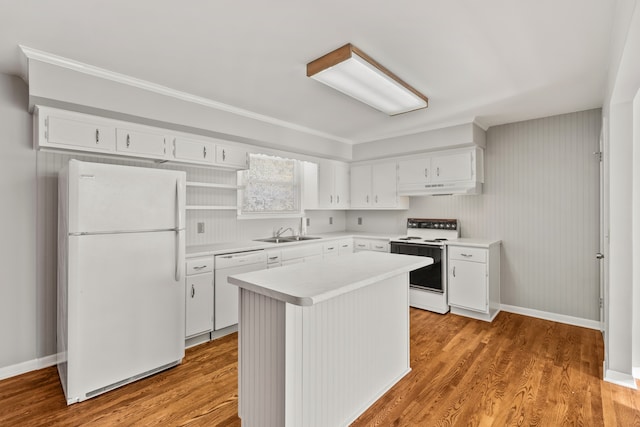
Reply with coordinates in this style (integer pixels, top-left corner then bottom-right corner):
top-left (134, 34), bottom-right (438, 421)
top-left (186, 205), bottom-right (237, 211)
top-left (186, 181), bottom-right (243, 190)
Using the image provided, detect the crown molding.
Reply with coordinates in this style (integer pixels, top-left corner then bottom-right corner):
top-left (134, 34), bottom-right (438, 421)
top-left (18, 45), bottom-right (353, 145)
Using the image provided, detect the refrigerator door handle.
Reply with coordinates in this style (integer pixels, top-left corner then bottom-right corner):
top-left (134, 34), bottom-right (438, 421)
top-left (175, 175), bottom-right (186, 282)
top-left (176, 177), bottom-right (185, 231)
top-left (176, 229), bottom-right (185, 282)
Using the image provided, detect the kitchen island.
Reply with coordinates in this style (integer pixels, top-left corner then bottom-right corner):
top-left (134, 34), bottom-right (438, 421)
top-left (228, 251), bottom-right (432, 427)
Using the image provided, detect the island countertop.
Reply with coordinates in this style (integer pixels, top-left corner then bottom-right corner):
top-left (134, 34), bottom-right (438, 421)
top-left (228, 251), bottom-right (432, 306)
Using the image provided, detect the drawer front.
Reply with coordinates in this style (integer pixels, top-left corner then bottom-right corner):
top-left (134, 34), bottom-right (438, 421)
top-left (323, 242), bottom-right (339, 256)
top-left (338, 239), bottom-right (353, 254)
top-left (353, 239), bottom-right (371, 251)
top-left (266, 250), bottom-right (282, 265)
top-left (370, 241), bottom-right (390, 252)
top-left (448, 246), bottom-right (487, 263)
top-left (186, 256), bottom-right (214, 275)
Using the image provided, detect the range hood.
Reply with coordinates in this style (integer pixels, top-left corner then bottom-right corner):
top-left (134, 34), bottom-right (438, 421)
top-left (398, 180), bottom-right (482, 196)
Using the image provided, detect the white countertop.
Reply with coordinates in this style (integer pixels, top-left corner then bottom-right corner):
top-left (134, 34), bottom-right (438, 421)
top-left (186, 232), bottom-right (397, 257)
top-left (446, 238), bottom-right (501, 248)
top-left (228, 251), bottom-right (432, 306)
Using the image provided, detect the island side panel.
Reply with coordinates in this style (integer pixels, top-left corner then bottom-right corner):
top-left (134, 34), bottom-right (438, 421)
top-left (238, 288), bottom-right (286, 426)
top-left (299, 273), bottom-right (410, 427)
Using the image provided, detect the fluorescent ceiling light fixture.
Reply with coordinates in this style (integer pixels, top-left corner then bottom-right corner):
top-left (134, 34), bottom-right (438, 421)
top-left (307, 43), bottom-right (428, 115)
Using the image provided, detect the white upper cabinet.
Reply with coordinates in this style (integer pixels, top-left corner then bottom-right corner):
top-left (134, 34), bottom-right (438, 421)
top-left (317, 160), bottom-right (350, 209)
top-left (431, 151), bottom-right (474, 183)
top-left (35, 106), bottom-right (250, 170)
top-left (397, 147), bottom-right (484, 195)
top-left (216, 144), bottom-right (249, 169)
top-left (116, 128), bottom-right (168, 159)
top-left (351, 161), bottom-right (408, 209)
top-left (350, 164), bottom-right (372, 207)
top-left (398, 157), bottom-right (431, 183)
top-left (173, 137), bottom-right (216, 165)
top-left (42, 112), bottom-right (116, 152)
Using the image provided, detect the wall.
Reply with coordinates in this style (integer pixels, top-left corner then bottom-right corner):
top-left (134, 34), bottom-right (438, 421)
top-left (0, 74), bottom-right (37, 371)
top-left (348, 109), bottom-right (602, 322)
top-left (602, 0), bottom-right (640, 386)
top-left (27, 59), bottom-right (352, 161)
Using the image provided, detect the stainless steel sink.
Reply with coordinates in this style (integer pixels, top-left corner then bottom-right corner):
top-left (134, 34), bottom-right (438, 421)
top-left (283, 236), bottom-right (321, 241)
top-left (254, 237), bottom-right (292, 244)
top-left (254, 236), bottom-right (321, 244)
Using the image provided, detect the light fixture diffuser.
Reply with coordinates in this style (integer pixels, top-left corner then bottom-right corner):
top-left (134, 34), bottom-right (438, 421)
top-left (307, 43), bottom-right (428, 115)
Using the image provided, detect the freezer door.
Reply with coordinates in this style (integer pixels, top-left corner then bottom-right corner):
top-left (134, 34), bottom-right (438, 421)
top-left (68, 160), bottom-right (185, 233)
top-left (66, 232), bottom-right (184, 401)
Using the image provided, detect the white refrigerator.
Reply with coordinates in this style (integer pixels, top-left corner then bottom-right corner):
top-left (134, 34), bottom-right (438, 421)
top-left (57, 160), bottom-right (186, 405)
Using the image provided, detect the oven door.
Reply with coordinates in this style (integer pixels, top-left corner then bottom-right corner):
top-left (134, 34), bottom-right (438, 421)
top-left (390, 242), bottom-right (444, 293)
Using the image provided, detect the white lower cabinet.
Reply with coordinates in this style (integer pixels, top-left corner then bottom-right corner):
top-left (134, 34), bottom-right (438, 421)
top-left (447, 242), bottom-right (501, 322)
top-left (185, 256), bottom-right (214, 338)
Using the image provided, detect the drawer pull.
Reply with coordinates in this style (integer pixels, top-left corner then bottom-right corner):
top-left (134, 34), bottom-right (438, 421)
top-left (268, 256), bottom-right (279, 261)
top-left (95, 129), bottom-right (100, 144)
top-left (461, 253), bottom-right (472, 257)
top-left (191, 284), bottom-right (195, 298)
top-left (193, 265), bottom-right (208, 270)
top-left (126, 134), bottom-right (131, 148)
top-left (453, 266), bottom-right (456, 277)
top-left (327, 246), bottom-right (335, 250)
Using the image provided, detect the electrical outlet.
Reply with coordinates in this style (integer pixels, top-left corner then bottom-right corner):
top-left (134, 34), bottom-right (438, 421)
top-left (329, 216), bottom-right (333, 225)
top-left (197, 222), bottom-right (205, 233)
top-left (358, 217), bottom-right (363, 225)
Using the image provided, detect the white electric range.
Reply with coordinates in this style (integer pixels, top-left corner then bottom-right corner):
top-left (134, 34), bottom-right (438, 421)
top-left (389, 218), bottom-right (460, 314)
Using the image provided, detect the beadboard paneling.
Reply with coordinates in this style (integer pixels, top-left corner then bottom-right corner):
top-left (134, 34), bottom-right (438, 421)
top-left (348, 109), bottom-right (602, 321)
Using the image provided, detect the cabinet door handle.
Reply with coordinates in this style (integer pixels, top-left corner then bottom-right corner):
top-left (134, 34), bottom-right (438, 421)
top-left (366, 195), bottom-right (369, 203)
top-left (453, 266), bottom-right (456, 277)
top-left (126, 134), bottom-right (131, 148)
top-left (375, 195), bottom-right (378, 203)
top-left (191, 284), bottom-right (195, 298)
top-left (203, 146), bottom-right (207, 158)
top-left (95, 129), bottom-right (100, 144)
top-left (424, 168), bottom-right (428, 178)
top-left (437, 167), bottom-right (440, 177)
top-left (222, 149), bottom-right (226, 161)
top-left (330, 195), bottom-right (333, 203)
top-left (337, 195), bottom-right (340, 204)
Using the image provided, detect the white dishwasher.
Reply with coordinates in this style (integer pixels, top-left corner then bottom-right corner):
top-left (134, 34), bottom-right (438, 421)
top-left (214, 250), bottom-right (267, 330)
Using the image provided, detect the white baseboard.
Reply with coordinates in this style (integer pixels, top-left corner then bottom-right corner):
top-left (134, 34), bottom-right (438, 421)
top-left (0, 354), bottom-right (58, 381)
top-left (633, 366), bottom-right (640, 379)
top-left (500, 304), bottom-right (602, 330)
top-left (604, 363), bottom-right (638, 389)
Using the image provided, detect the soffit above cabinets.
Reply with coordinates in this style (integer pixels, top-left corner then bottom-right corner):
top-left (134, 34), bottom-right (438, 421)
top-left (2, 1), bottom-right (615, 145)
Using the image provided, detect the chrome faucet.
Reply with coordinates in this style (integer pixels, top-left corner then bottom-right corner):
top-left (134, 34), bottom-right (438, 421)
top-left (275, 227), bottom-right (294, 238)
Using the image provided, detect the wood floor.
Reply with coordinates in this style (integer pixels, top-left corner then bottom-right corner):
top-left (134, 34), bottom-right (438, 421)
top-left (1, 309), bottom-right (639, 426)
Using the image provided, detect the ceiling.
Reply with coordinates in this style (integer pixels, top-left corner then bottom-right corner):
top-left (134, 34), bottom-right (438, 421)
top-left (0, 0), bottom-right (616, 144)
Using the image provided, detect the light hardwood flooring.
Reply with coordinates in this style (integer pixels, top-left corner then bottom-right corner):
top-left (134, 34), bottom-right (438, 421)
top-left (1, 309), bottom-right (639, 426)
